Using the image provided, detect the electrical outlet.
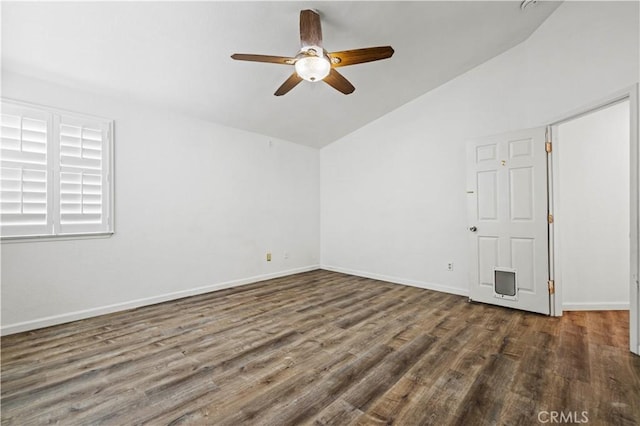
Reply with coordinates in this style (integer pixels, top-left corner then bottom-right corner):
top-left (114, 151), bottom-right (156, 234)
top-left (447, 262), bottom-right (454, 271)
top-left (266, 252), bottom-right (272, 262)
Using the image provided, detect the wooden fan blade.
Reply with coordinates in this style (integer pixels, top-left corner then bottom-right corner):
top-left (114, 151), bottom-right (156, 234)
top-left (323, 69), bottom-right (355, 95)
top-left (300, 9), bottom-right (322, 47)
top-left (231, 54), bottom-right (295, 65)
top-left (274, 73), bottom-right (303, 96)
top-left (328, 46), bottom-right (394, 67)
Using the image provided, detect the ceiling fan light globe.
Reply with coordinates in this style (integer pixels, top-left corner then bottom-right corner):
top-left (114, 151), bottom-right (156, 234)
top-left (295, 55), bottom-right (330, 82)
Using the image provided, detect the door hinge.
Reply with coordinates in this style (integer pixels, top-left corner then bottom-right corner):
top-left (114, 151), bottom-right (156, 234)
top-left (548, 280), bottom-right (555, 295)
top-left (545, 142), bottom-right (553, 153)
top-left (548, 213), bottom-right (554, 224)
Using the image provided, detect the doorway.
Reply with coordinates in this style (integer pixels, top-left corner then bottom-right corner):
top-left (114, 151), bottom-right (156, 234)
top-left (467, 86), bottom-right (639, 354)
top-left (553, 100), bottom-right (630, 311)
top-left (548, 85), bottom-right (639, 355)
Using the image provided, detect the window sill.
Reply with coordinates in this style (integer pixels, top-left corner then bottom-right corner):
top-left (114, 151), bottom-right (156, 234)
top-left (1, 231), bottom-right (114, 244)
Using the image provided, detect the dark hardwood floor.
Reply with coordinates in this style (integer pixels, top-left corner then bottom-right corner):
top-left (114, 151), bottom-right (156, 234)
top-left (1, 270), bottom-right (639, 425)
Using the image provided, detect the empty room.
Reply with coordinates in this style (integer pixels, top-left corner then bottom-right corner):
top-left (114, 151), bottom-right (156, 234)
top-left (1, 1), bottom-right (639, 425)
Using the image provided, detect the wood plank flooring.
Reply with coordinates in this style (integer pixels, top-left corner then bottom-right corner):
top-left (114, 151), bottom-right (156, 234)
top-left (2, 269), bottom-right (639, 425)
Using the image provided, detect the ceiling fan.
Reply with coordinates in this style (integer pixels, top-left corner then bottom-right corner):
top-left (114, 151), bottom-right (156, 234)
top-left (231, 9), bottom-right (394, 96)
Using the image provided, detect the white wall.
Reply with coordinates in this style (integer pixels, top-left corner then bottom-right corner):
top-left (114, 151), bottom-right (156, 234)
top-left (0, 71), bottom-right (320, 334)
top-left (556, 101), bottom-right (630, 310)
top-left (320, 1), bottom-right (639, 295)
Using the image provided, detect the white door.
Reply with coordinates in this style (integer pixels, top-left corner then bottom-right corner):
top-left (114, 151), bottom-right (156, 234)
top-left (466, 127), bottom-right (550, 315)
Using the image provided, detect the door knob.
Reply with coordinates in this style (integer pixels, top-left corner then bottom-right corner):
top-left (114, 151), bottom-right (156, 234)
top-left (469, 226), bottom-right (477, 232)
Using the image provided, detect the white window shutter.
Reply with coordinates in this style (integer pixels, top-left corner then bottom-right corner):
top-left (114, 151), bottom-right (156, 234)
top-left (2, 99), bottom-right (113, 239)
top-left (57, 115), bottom-right (110, 234)
top-left (0, 104), bottom-right (51, 237)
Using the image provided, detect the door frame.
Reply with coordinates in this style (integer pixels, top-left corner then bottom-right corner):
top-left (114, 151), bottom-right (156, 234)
top-left (547, 84), bottom-right (639, 355)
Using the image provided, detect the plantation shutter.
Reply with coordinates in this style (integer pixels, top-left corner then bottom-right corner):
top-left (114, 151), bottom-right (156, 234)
top-left (0, 104), bottom-right (51, 236)
top-left (1, 99), bottom-right (113, 239)
top-left (57, 115), bottom-right (110, 234)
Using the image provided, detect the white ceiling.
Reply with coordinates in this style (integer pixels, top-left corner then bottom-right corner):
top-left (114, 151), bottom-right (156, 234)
top-left (2, 1), bottom-right (562, 148)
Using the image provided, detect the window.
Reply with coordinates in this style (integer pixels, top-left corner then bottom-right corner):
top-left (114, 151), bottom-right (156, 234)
top-left (1, 100), bottom-right (113, 239)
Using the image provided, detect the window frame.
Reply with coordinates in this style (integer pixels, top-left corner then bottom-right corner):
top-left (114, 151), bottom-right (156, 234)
top-left (1, 98), bottom-right (114, 242)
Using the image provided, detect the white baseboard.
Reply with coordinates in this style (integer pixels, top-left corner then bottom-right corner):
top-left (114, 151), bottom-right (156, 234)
top-left (320, 265), bottom-right (469, 297)
top-left (1, 265), bottom-right (320, 336)
top-left (562, 302), bottom-right (630, 311)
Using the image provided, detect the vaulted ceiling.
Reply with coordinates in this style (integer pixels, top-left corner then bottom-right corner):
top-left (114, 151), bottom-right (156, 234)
top-left (2, 1), bottom-right (562, 148)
